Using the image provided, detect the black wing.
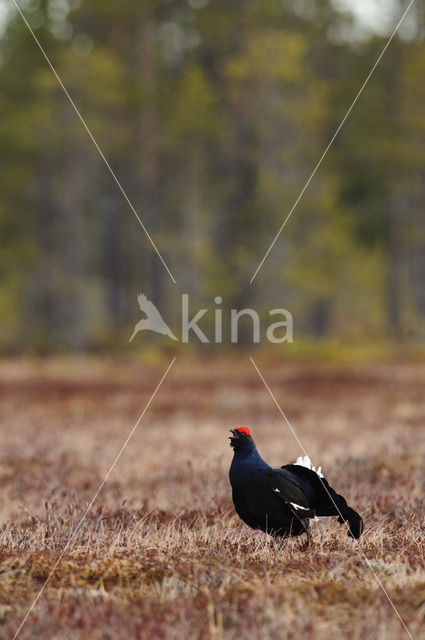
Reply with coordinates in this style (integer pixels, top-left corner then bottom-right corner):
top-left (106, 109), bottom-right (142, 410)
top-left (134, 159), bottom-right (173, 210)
top-left (282, 464), bottom-right (363, 539)
top-left (265, 468), bottom-right (316, 521)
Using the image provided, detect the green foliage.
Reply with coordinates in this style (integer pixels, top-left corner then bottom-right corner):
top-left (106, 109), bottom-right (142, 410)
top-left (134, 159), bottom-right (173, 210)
top-left (0, 0), bottom-right (424, 351)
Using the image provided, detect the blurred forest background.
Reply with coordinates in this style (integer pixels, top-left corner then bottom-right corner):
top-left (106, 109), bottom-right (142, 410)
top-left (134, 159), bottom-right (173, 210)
top-left (0, 0), bottom-right (424, 352)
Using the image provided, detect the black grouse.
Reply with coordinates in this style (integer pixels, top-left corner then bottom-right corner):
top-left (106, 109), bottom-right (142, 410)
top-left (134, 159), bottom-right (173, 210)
top-left (229, 426), bottom-right (363, 545)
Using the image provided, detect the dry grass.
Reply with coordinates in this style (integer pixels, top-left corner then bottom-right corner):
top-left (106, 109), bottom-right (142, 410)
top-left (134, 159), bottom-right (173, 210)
top-left (0, 355), bottom-right (424, 639)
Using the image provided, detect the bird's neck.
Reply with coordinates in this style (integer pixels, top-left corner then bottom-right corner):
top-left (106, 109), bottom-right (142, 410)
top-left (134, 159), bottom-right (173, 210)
top-left (231, 445), bottom-right (269, 469)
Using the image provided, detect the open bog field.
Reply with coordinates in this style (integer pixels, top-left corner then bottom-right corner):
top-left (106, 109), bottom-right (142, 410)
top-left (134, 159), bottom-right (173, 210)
top-left (0, 356), bottom-right (424, 639)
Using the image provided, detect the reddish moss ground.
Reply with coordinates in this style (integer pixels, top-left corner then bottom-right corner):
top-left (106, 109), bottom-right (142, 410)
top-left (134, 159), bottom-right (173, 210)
top-left (0, 356), bottom-right (424, 639)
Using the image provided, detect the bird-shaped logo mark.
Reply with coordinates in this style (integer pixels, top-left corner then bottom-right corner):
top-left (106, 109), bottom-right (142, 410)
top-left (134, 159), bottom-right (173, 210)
top-left (129, 293), bottom-right (179, 343)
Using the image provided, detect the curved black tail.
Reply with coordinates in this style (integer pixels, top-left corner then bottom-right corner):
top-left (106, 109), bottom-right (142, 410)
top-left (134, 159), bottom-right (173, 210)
top-left (314, 477), bottom-right (364, 539)
top-left (282, 464), bottom-right (364, 539)
top-left (338, 507), bottom-right (363, 539)
top-left (314, 480), bottom-right (364, 539)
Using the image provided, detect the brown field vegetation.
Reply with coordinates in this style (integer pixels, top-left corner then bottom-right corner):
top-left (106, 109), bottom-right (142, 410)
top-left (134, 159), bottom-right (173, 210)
top-left (0, 356), bottom-right (424, 639)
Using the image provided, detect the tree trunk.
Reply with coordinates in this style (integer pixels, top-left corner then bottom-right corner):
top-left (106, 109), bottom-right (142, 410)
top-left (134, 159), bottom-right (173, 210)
top-left (137, 7), bottom-right (163, 307)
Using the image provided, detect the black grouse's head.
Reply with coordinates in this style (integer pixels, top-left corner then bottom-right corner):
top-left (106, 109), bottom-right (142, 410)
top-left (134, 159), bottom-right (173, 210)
top-left (229, 426), bottom-right (254, 451)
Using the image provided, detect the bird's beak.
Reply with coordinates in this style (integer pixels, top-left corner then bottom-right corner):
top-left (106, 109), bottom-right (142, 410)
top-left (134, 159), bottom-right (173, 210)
top-left (229, 428), bottom-right (239, 440)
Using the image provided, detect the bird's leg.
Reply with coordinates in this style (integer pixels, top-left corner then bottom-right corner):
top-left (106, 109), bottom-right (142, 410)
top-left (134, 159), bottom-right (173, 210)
top-left (306, 525), bottom-right (311, 548)
top-left (300, 521), bottom-right (311, 551)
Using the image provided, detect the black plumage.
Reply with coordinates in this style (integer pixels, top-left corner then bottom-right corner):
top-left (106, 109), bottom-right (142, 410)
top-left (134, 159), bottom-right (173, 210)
top-left (229, 426), bottom-right (363, 545)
